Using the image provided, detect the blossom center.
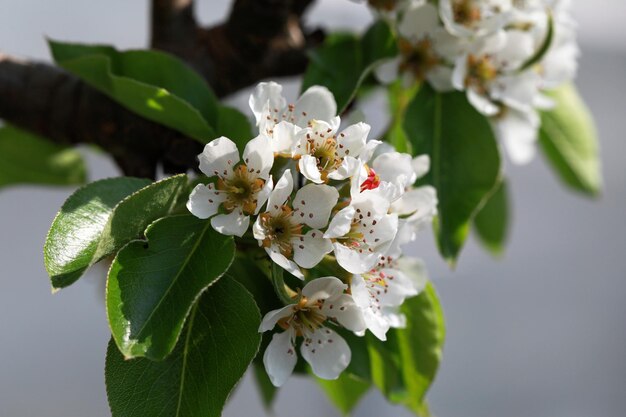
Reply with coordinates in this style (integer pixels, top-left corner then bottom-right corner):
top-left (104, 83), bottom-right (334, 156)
top-left (398, 38), bottom-right (440, 81)
top-left (278, 296), bottom-right (327, 336)
top-left (452, 0), bottom-right (482, 27)
top-left (217, 164), bottom-right (265, 215)
top-left (306, 131), bottom-right (342, 180)
top-left (259, 207), bottom-right (302, 257)
top-left (336, 208), bottom-right (378, 253)
top-left (465, 54), bottom-right (498, 92)
top-left (367, 0), bottom-right (399, 11)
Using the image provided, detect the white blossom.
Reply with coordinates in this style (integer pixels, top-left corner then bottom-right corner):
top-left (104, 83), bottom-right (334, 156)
top-left (351, 256), bottom-right (427, 340)
top-left (187, 135), bottom-right (273, 236)
top-left (294, 120), bottom-right (372, 184)
top-left (439, 0), bottom-right (513, 39)
top-left (260, 277), bottom-right (366, 386)
top-left (253, 170), bottom-right (338, 279)
top-left (325, 179), bottom-right (399, 274)
top-left (376, 2), bottom-right (461, 91)
top-left (249, 82), bottom-right (338, 155)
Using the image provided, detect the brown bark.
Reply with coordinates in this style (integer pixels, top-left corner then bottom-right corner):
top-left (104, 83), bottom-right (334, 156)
top-left (0, 0), bottom-right (320, 178)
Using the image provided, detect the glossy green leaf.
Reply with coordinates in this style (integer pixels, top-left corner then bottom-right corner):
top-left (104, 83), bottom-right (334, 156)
top-left (301, 20), bottom-right (397, 112)
top-left (474, 179), bottom-right (510, 256)
top-left (316, 373), bottom-right (370, 416)
top-left (44, 175), bottom-right (188, 289)
top-left (367, 283), bottom-right (445, 416)
top-left (107, 214), bottom-right (235, 360)
top-left (395, 283), bottom-right (445, 414)
top-left (384, 81), bottom-right (419, 154)
top-left (44, 177), bottom-right (150, 288)
top-left (0, 125), bottom-right (86, 189)
top-left (539, 83), bottom-right (602, 196)
top-left (49, 40), bottom-right (218, 143)
top-left (404, 84), bottom-right (501, 262)
top-left (106, 276), bottom-right (261, 417)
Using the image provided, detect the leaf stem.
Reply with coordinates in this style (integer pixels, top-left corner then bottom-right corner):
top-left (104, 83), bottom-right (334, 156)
top-left (271, 263), bottom-right (297, 304)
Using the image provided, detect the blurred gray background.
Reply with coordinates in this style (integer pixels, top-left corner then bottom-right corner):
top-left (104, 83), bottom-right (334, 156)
top-left (1, 1), bottom-right (625, 416)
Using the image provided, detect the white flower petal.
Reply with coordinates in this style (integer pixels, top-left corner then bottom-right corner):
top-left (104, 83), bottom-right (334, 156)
top-left (267, 169), bottom-right (294, 214)
top-left (350, 274), bottom-right (390, 341)
top-left (452, 55), bottom-right (468, 91)
top-left (268, 249), bottom-right (304, 280)
top-left (412, 155), bottom-right (430, 179)
top-left (323, 294), bottom-right (366, 333)
top-left (467, 88), bottom-right (500, 116)
top-left (351, 274), bottom-right (391, 340)
top-left (398, 2), bottom-right (439, 39)
top-left (396, 257), bottom-right (429, 293)
top-left (378, 268), bottom-right (418, 306)
top-left (374, 57), bottom-right (401, 85)
top-left (263, 329), bottom-right (298, 387)
top-left (186, 184), bottom-right (225, 219)
top-left (382, 307), bottom-right (407, 329)
top-left (324, 206), bottom-right (356, 238)
top-left (392, 186), bottom-right (438, 224)
top-left (301, 327), bottom-right (351, 380)
top-left (210, 210), bottom-right (250, 237)
top-left (336, 122), bottom-right (370, 159)
top-left (302, 276), bottom-right (347, 301)
top-left (272, 121), bottom-right (300, 154)
top-left (327, 156), bottom-right (361, 181)
top-left (299, 154), bottom-right (324, 184)
top-left (292, 230), bottom-right (333, 269)
top-left (359, 139), bottom-right (382, 163)
top-left (333, 242), bottom-right (379, 274)
top-left (493, 108), bottom-right (539, 165)
top-left (293, 184), bottom-right (339, 229)
top-left (249, 81), bottom-right (286, 124)
top-left (255, 175), bottom-right (274, 214)
top-left (243, 134), bottom-right (274, 180)
top-left (373, 152), bottom-right (416, 188)
top-left (293, 86), bottom-right (337, 127)
top-left (259, 305), bottom-right (296, 332)
top-left (198, 136), bottom-right (239, 178)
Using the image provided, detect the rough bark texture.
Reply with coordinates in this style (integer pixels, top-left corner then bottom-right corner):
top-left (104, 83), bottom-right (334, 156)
top-left (0, 0), bottom-right (319, 177)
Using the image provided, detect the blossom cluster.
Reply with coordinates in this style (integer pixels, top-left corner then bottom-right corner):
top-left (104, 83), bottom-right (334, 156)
top-left (370, 0), bottom-right (579, 164)
top-left (187, 82), bottom-right (437, 386)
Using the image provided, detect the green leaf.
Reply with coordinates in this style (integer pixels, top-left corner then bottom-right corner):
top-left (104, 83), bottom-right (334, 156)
top-left (539, 83), bottom-right (602, 196)
top-left (0, 125), bottom-right (86, 189)
top-left (44, 177), bottom-right (150, 288)
top-left (316, 373), bottom-right (370, 416)
top-left (106, 276), bottom-right (261, 417)
top-left (474, 179), bottom-right (510, 256)
top-left (367, 283), bottom-right (445, 416)
top-left (227, 254), bottom-right (280, 315)
top-left (384, 81), bottom-right (419, 154)
top-left (49, 40), bottom-right (219, 143)
top-left (107, 214), bottom-right (235, 361)
top-left (44, 175), bottom-right (188, 289)
top-left (301, 21), bottom-right (397, 113)
top-left (395, 283), bottom-right (445, 414)
top-left (403, 84), bottom-right (501, 262)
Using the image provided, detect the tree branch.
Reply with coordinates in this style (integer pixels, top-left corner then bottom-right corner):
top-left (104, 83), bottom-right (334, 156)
top-left (0, 53), bottom-right (201, 178)
top-left (0, 0), bottom-right (321, 178)
top-left (151, 0), bottom-right (320, 97)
